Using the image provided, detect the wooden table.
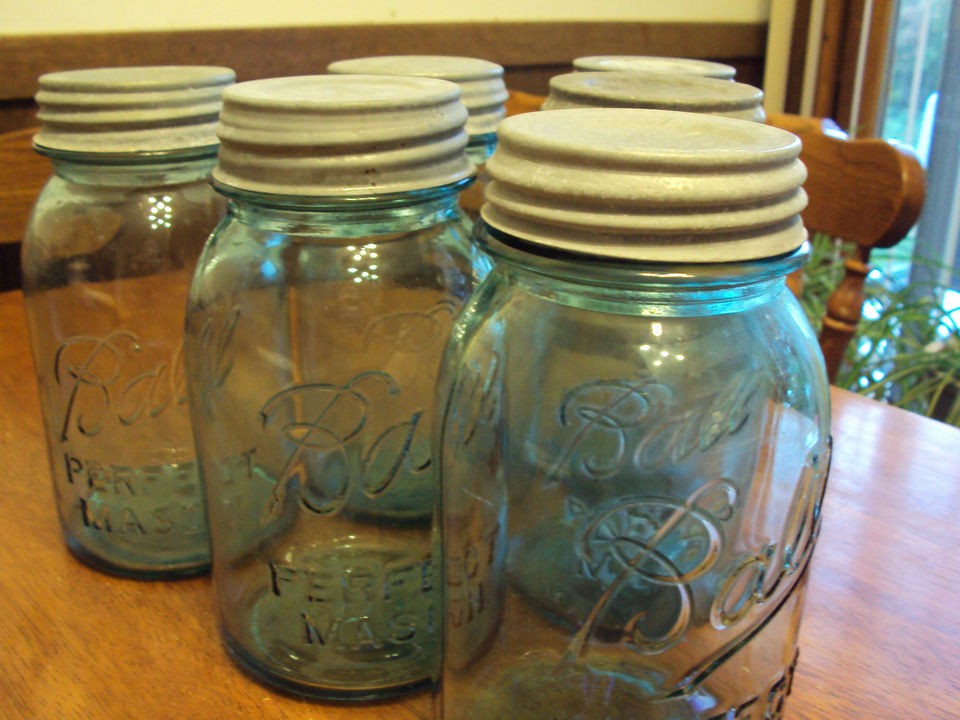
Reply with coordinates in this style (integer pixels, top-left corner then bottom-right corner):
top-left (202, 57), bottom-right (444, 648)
top-left (1, 288), bottom-right (958, 719)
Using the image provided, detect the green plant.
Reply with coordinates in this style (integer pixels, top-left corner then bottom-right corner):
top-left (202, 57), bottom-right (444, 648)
top-left (800, 233), bottom-right (960, 426)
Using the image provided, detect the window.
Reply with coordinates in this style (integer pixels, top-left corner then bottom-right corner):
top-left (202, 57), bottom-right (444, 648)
top-left (877, 0), bottom-right (958, 297)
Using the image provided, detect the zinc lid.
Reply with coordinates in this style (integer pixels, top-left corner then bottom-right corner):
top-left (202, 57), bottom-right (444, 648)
top-left (543, 72), bottom-right (765, 122)
top-left (327, 55), bottom-right (508, 136)
top-left (34, 66), bottom-right (236, 154)
top-left (481, 108), bottom-right (808, 262)
top-left (573, 55), bottom-right (737, 80)
top-left (213, 74), bottom-right (473, 197)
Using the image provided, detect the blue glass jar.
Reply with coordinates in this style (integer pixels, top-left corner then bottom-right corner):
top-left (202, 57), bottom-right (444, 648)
top-left (184, 75), bottom-right (475, 699)
top-left (21, 66), bottom-right (234, 577)
top-left (437, 109), bottom-right (831, 719)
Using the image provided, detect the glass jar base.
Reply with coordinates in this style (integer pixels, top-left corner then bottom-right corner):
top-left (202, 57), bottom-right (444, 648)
top-left (453, 653), bottom-right (708, 720)
top-left (65, 536), bottom-right (210, 580)
top-left (222, 630), bottom-right (434, 702)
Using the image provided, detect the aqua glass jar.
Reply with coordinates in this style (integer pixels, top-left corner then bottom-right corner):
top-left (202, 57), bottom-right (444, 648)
top-left (21, 65), bottom-right (235, 578)
top-left (184, 74), bottom-right (475, 699)
top-left (543, 71), bottom-right (765, 121)
top-left (327, 55), bottom-right (508, 220)
top-left (438, 109), bottom-right (831, 719)
top-left (573, 55), bottom-right (737, 80)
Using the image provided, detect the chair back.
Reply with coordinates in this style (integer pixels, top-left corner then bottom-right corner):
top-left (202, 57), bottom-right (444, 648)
top-left (766, 113), bottom-right (926, 381)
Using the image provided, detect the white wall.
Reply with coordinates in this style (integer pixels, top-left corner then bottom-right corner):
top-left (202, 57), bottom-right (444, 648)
top-left (2, 0), bottom-right (770, 35)
top-left (763, 0), bottom-right (796, 114)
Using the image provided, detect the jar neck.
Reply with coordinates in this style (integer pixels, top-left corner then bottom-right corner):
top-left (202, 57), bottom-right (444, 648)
top-left (220, 180), bottom-right (469, 237)
top-left (466, 133), bottom-right (497, 166)
top-left (43, 147), bottom-right (218, 187)
top-left (478, 222), bottom-right (807, 317)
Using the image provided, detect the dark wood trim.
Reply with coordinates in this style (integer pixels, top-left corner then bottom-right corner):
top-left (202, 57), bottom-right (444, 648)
top-left (834, 0), bottom-right (895, 136)
top-left (785, 0), bottom-right (813, 114)
top-left (784, 0), bottom-right (894, 135)
top-left (0, 21), bottom-right (766, 129)
top-left (813, 0), bottom-right (851, 118)
top-left (0, 100), bottom-right (37, 136)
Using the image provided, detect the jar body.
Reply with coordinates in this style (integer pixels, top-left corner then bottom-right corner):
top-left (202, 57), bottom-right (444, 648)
top-left (439, 229), bottom-right (831, 719)
top-left (184, 191), bottom-right (475, 698)
top-left (21, 153), bottom-right (223, 577)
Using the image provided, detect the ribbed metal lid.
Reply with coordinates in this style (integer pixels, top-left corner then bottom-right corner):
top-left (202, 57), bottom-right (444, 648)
top-left (34, 66), bottom-right (235, 154)
top-left (327, 55), bottom-right (508, 137)
top-left (482, 109), bottom-right (808, 262)
top-left (573, 55), bottom-right (737, 80)
top-left (543, 72), bottom-right (765, 122)
top-left (212, 74), bottom-right (474, 197)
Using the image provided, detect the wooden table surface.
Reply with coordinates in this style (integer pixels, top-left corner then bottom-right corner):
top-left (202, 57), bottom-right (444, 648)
top-left (1, 287), bottom-right (958, 719)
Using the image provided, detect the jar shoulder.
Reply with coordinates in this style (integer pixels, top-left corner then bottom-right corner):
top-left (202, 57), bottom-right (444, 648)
top-left (190, 214), bottom-right (475, 301)
top-left (447, 271), bottom-right (830, 424)
top-left (23, 175), bottom-right (224, 292)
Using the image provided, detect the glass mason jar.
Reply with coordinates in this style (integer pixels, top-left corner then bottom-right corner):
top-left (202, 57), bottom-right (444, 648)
top-left (184, 75), bottom-right (476, 699)
top-left (543, 71), bottom-right (766, 122)
top-left (573, 55), bottom-right (737, 81)
top-left (438, 109), bottom-right (832, 719)
top-left (327, 55), bottom-right (508, 221)
top-left (21, 66), bottom-right (235, 578)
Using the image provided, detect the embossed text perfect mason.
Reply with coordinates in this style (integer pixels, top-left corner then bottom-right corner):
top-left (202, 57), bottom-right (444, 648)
top-left (437, 108), bottom-right (832, 719)
top-left (183, 74), bottom-right (477, 700)
top-left (21, 65), bottom-right (235, 577)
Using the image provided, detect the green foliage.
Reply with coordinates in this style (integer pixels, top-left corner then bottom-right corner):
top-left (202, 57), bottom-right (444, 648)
top-left (800, 233), bottom-right (960, 426)
top-left (797, 233), bottom-right (847, 336)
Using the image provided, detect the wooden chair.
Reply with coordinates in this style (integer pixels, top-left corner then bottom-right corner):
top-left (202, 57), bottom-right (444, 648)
top-left (505, 89), bottom-right (546, 116)
top-left (0, 127), bottom-right (50, 292)
top-left (766, 113), bottom-right (926, 382)
top-left (503, 95), bottom-right (928, 383)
